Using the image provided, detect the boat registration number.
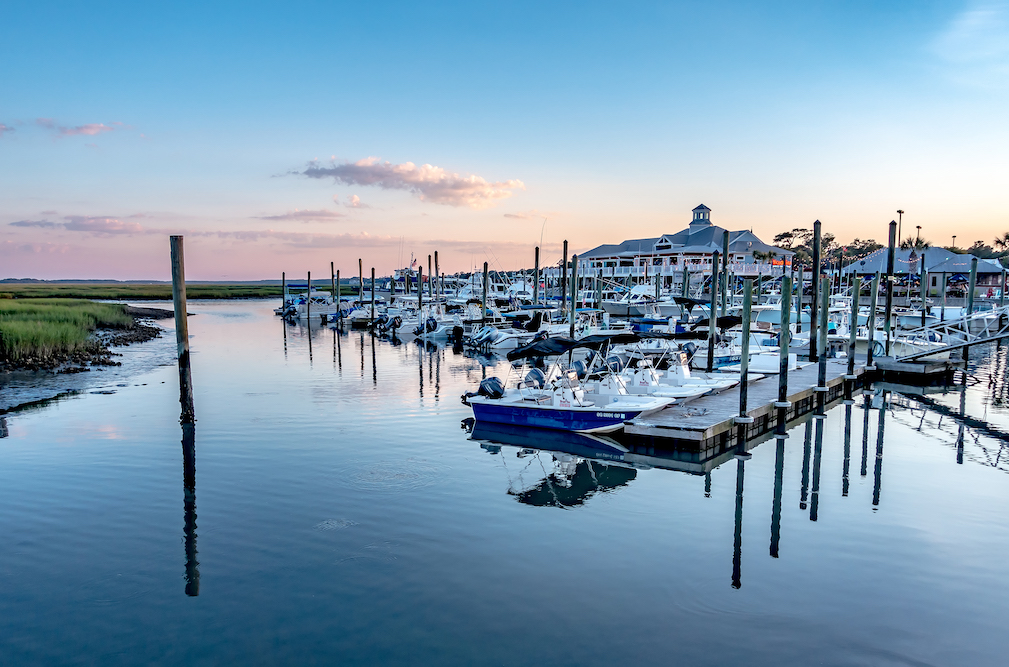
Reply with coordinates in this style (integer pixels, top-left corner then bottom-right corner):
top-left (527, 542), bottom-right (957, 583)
top-left (596, 412), bottom-right (627, 419)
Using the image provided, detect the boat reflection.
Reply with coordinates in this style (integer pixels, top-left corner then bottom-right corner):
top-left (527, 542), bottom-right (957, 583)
top-left (468, 421), bottom-right (635, 508)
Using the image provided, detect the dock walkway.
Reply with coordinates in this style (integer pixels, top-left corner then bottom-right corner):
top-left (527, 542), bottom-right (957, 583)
top-left (624, 359), bottom-right (861, 447)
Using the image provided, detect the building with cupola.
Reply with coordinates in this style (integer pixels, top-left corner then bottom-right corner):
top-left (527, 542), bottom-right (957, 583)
top-left (569, 204), bottom-right (792, 286)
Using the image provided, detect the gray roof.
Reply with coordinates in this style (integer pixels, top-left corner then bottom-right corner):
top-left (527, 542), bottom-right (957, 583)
top-left (580, 224), bottom-right (792, 260)
top-left (842, 248), bottom-right (1003, 275)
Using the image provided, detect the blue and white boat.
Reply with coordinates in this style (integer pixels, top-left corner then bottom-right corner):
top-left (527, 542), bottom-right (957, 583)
top-left (462, 334), bottom-right (673, 433)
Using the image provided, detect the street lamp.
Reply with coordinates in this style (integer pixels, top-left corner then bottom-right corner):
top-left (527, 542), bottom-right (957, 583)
top-left (915, 225), bottom-right (921, 246)
top-left (952, 235), bottom-right (957, 250)
top-left (897, 209), bottom-right (904, 246)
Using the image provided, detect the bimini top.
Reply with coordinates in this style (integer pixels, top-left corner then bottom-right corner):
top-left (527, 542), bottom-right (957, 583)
top-left (506, 333), bottom-right (641, 361)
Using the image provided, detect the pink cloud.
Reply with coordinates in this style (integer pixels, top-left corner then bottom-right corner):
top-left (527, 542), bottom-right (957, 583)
top-left (0, 123), bottom-right (14, 137)
top-left (10, 215), bottom-right (143, 234)
top-left (256, 209), bottom-right (346, 222)
top-left (300, 157), bottom-right (524, 209)
top-left (346, 195), bottom-right (368, 208)
top-left (35, 118), bottom-right (121, 138)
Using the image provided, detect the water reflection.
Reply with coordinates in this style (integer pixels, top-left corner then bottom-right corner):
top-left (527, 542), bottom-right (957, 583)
top-left (181, 422), bottom-right (199, 596)
top-left (732, 456), bottom-right (744, 589)
top-left (873, 391), bottom-right (887, 508)
top-left (770, 437), bottom-right (784, 557)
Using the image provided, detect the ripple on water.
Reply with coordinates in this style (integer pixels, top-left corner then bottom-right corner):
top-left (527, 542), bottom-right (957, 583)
top-left (75, 573), bottom-right (156, 607)
top-left (347, 458), bottom-right (450, 492)
top-left (314, 518), bottom-right (358, 531)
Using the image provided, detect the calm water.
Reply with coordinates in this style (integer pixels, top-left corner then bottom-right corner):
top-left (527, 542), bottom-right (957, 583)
top-left (2, 300), bottom-right (1008, 666)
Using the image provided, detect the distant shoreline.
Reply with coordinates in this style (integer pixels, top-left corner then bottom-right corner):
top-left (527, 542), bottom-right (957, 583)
top-left (0, 282), bottom-right (284, 300)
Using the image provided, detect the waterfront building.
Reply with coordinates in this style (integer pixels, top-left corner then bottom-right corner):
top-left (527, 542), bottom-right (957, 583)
top-left (841, 248), bottom-right (1005, 297)
top-left (550, 205), bottom-right (793, 288)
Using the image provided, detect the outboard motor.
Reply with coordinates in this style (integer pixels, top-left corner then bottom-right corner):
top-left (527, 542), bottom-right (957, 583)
top-left (532, 330), bottom-right (549, 342)
top-left (569, 360), bottom-right (588, 380)
top-left (682, 341), bottom-right (698, 362)
top-left (390, 316), bottom-right (403, 331)
top-left (462, 376), bottom-right (506, 404)
top-left (524, 368), bottom-right (546, 389)
top-left (605, 354), bottom-right (628, 372)
top-left (426, 316), bottom-right (438, 333)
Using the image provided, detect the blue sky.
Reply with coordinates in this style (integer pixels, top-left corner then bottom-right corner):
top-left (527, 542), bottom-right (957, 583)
top-left (2, 1), bottom-right (1007, 279)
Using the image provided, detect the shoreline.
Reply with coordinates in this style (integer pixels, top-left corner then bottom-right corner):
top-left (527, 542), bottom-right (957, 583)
top-left (0, 306), bottom-right (171, 375)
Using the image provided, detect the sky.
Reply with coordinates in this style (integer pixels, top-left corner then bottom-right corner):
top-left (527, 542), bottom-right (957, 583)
top-left (1, 0), bottom-right (1008, 280)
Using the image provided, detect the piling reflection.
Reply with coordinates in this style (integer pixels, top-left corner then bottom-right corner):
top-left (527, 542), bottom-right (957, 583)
top-left (181, 422), bottom-right (199, 596)
top-left (842, 403), bottom-right (852, 496)
top-left (861, 395), bottom-right (871, 477)
top-left (732, 456), bottom-right (744, 589)
top-left (770, 437), bottom-right (784, 557)
top-left (800, 420), bottom-right (812, 510)
top-left (873, 391), bottom-right (887, 507)
top-left (810, 416), bottom-right (824, 521)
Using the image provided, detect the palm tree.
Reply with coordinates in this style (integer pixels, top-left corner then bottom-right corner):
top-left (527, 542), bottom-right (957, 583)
top-left (899, 236), bottom-right (932, 251)
top-left (994, 232), bottom-right (1009, 253)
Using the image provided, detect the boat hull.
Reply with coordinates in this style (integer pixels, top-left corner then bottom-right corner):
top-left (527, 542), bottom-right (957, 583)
top-left (469, 400), bottom-right (662, 433)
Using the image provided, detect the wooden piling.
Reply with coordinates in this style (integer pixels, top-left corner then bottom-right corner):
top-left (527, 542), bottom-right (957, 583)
top-left (866, 272), bottom-right (880, 368)
top-left (794, 264), bottom-right (802, 334)
top-left (434, 251), bottom-right (440, 302)
top-left (307, 271), bottom-right (311, 323)
top-left (769, 275), bottom-right (793, 434)
top-left (967, 256), bottom-right (978, 317)
top-left (816, 276), bottom-right (829, 408)
top-left (418, 266), bottom-right (424, 312)
top-left (569, 254), bottom-right (578, 338)
top-left (921, 268), bottom-right (928, 328)
top-left (428, 254), bottom-right (433, 300)
top-left (883, 220), bottom-right (897, 356)
top-left (1001, 270), bottom-right (1007, 309)
top-left (736, 279), bottom-right (753, 429)
top-left (810, 220), bottom-right (822, 362)
top-left (720, 231), bottom-right (729, 317)
top-left (681, 264), bottom-right (689, 298)
top-left (331, 262), bottom-right (336, 300)
top-left (533, 247), bottom-right (539, 305)
top-left (358, 258), bottom-right (364, 305)
top-left (281, 271), bottom-right (286, 310)
top-left (482, 262), bottom-right (489, 323)
top-left (707, 250), bottom-right (720, 372)
top-left (370, 268), bottom-right (376, 322)
top-left (847, 279), bottom-right (858, 379)
top-left (170, 236), bottom-right (195, 424)
top-left (561, 240), bottom-right (569, 317)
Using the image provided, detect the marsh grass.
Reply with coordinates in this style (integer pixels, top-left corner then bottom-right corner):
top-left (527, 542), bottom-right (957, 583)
top-left (0, 283), bottom-right (281, 300)
top-left (0, 299), bottom-right (133, 362)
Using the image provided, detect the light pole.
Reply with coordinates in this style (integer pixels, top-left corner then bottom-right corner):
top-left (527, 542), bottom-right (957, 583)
top-left (897, 210), bottom-right (904, 246)
top-left (915, 225), bottom-right (921, 246)
top-left (952, 235), bottom-right (957, 250)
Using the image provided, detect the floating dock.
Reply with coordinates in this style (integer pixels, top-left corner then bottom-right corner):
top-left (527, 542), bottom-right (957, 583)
top-left (624, 359), bottom-right (861, 447)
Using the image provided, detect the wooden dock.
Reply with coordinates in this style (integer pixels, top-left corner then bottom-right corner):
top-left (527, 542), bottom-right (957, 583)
top-left (624, 359), bottom-right (862, 447)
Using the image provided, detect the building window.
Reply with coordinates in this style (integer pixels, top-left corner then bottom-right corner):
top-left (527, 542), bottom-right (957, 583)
top-left (932, 276), bottom-right (937, 286)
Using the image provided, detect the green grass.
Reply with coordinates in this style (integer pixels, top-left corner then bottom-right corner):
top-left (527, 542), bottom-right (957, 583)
top-left (0, 299), bottom-right (134, 362)
top-left (0, 283), bottom-right (282, 300)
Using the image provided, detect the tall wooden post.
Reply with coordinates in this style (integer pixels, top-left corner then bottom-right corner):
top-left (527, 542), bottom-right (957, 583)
top-left (736, 279), bottom-right (754, 438)
top-left (775, 276), bottom-right (793, 430)
top-left (816, 276), bottom-right (829, 409)
top-left (794, 264), bottom-right (802, 334)
top-left (867, 272), bottom-right (880, 368)
top-left (370, 268), bottom-right (376, 322)
top-left (561, 240), bottom-right (569, 317)
top-left (847, 279), bottom-right (858, 379)
top-left (721, 230), bottom-right (729, 316)
top-left (967, 256), bottom-right (978, 317)
top-left (418, 266), bottom-right (424, 312)
top-left (682, 264), bottom-right (689, 298)
top-left (307, 271), bottom-right (311, 323)
top-left (810, 220), bottom-right (822, 362)
top-left (921, 268), bottom-right (928, 328)
top-left (170, 236), bottom-right (195, 423)
top-left (533, 246), bottom-right (540, 305)
top-left (358, 258), bottom-right (364, 305)
top-left (883, 221), bottom-right (897, 355)
top-left (570, 254), bottom-right (578, 338)
top-left (331, 262), bottom-right (336, 300)
top-left (428, 254), bottom-right (433, 300)
top-left (707, 250), bottom-right (720, 372)
top-left (281, 271), bottom-right (286, 310)
top-left (434, 251), bottom-right (440, 302)
top-left (482, 262), bottom-right (489, 324)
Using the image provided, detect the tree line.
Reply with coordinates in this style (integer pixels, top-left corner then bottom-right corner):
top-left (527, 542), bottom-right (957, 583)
top-left (764, 228), bottom-right (1009, 267)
